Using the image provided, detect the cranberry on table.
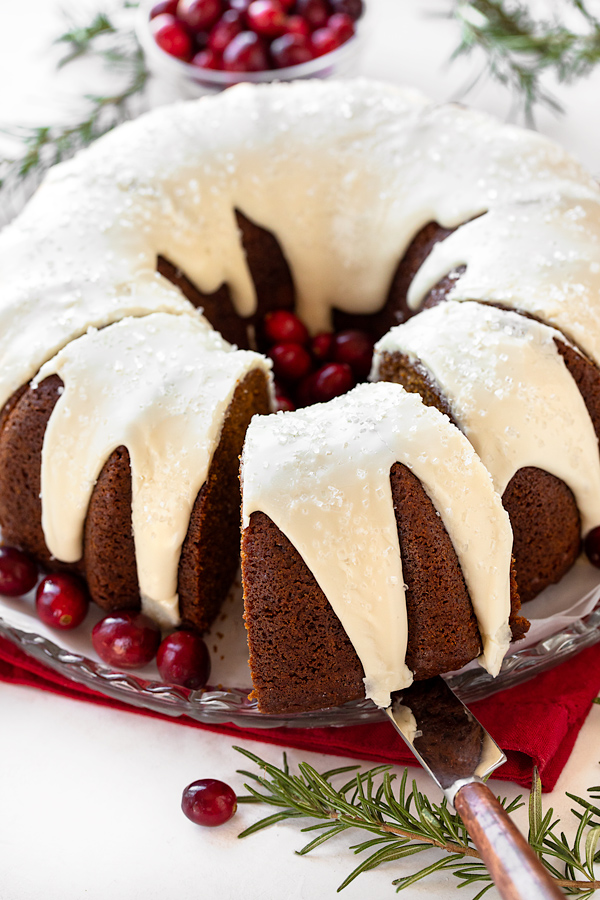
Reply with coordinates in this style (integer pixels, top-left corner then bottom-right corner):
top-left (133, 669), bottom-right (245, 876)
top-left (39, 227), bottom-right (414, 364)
top-left (311, 331), bottom-right (334, 362)
top-left (269, 342), bottom-right (312, 381)
top-left (311, 25), bottom-right (341, 56)
top-left (182, 779), bottom-right (237, 827)
top-left (92, 611), bottom-right (161, 669)
top-left (295, 0), bottom-right (330, 29)
top-left (150, 0), bottom-right (179, 18)
top-left (35, 574), bottom-right (89, 630)
top-left (327, 11), bottom-right (354, 41)
top-left (151, 14), bottom-right (194, 60)
top-left (329, 0), bottom-right (363, 19)
top-left (177, 0), bottom-right (223, 32)
top-left (207, 9), bottom-right (243, 51)
top-left (332, 329), bottom-right (374, 379)
top-left (285, 14), bottom-right (310, 37)
top-left (0, 546), bottom-right (37, 597)
top-left (222, 31), bottom-right (269, 71)
top-left (157, 630), bottom-right (211, 689)
top-left (585, 526), bottom-right (600, 568)
top-left (263, 309), bottom-right (309, 345)
top-left (246, 0), bottom-right (288, 37)
top-left (312, 362), bottom-right (354, 402)
top-left (271, 32), bottom-right (313, 66)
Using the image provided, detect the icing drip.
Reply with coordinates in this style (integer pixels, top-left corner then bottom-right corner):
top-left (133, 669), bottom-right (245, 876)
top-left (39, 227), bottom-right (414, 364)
top-left (241, 382), bottom-right (513, 708)
top-left (34, 313), bottom-right (271, 627)
top-left (406, 199), bottom-right (600, 365)
top-left (373, 302), bottom-right (600, 535)
top-left (1, 79), bottom-right (599, 415)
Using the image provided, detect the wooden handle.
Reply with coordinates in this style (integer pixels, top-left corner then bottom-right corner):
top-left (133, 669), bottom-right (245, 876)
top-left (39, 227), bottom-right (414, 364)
top-left (454, 781), bottom-right (563, 900)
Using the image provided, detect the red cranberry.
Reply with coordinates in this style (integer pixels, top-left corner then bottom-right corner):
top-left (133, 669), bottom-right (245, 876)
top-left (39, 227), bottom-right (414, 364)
top-left (150, 14), bottom-right (194, 60)
top-left (296, 371), bottom-right (318, 406)
top-left (177, 0), bottom-right (223, 32)
top-left (295, 0), bottom-right (330, 29)
top-left (269, 342), bottom-right (312, 381)
top-left (274, 389), bottom-right (296, 412)
top-left (92, 612), bottom-right (161, 669)
top-left (312, 362), bottom-right (354, 402)
top-left (208, 10), bottom-right (243, 51)
top-left (150, 0), bottom-right (179, 18)
top-left (311, 331), bottom-right (334, 361)
top-left (330, 0), bottom-right (363, 19)
top-left (0, 546), bottom-right (37, 597)
top-left (247, 0), bottom-right (287, 36)
top-left (227, 0), bottom-right (252, 12)
top-left (263, 310), bottom-right (308, 345)
top-left (182, 779), bottom-right (237, 826)
top-left (222, 31), bottom-right (269, 70)
top-left (285, 14), bottom-right (310, 36)
top-left (157, 630), bottom-right (211, 688)
top-left (332, 329), bottom-right (374, 379)
top-left (585, 526), bottom-right (600, 567)
top-left (35, 574), bottom-right (89, 630)
top-left (192, 47), bottom-right (222, 67)
top-left (271, 32), bottom-right (313, 66)
top-left (327, 11), bottom-right (354, 41)
top-left (311, 25), bottom-right (342, 56)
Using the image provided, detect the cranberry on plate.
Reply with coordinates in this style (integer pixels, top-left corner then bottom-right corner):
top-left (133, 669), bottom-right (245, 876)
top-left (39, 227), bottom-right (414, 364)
top-left (0, 546), bottom-right (37, 597)
top-left (269, 342), bottom-right (313, 381)
top-left (585, 526), bottom-right (600, 568)
top-left (263, 309), bottom-right (309, 346)
top-left (35, 574), bottom-right (89, 630)
top-left (182, 779), bottom-right (237, 826)
top-left (157, 630), bottom-right (211, 688)
top-left (312, 361), bottom-right (354, 402)
top-left (92, 611), bottom-right (161, 669)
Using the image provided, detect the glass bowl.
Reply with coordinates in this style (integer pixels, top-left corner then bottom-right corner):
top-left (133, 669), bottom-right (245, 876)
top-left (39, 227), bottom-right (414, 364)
top-left (135, 1), bottom-right (366, 97)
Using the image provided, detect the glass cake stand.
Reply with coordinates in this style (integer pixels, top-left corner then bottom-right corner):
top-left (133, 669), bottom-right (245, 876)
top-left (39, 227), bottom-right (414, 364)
top-left (1, 572), bottom-right (600, 729)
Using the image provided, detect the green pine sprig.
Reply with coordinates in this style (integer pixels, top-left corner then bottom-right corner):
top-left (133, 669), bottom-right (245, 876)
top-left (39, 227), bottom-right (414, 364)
top-left (235, 746), bottom-right (600, 896)
top-left (449, 0), bottom-right (600, 124)
top-left (0, 4), bottom-right (148, 213)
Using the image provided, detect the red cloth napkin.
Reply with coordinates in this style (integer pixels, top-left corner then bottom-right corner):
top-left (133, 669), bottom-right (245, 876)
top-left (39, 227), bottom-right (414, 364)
top-left (1, 633), bottom-right (598, 791)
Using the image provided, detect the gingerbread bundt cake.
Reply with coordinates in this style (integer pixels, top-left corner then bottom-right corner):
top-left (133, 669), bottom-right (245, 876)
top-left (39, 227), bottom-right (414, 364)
top-left (0, 79), bottom-right (599, 707)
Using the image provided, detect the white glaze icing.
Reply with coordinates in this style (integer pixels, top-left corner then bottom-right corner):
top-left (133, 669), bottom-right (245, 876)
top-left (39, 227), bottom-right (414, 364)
top-left (241, 383), bottom-right (514, 708)
top-left (1, 78), bottom-right (599, 415)
top-left (406, 198), bottom-right (600, 366)
top-left (34, 313), bottom-right (271, 626)
top-left (373, 302), bottom-right (600, 534)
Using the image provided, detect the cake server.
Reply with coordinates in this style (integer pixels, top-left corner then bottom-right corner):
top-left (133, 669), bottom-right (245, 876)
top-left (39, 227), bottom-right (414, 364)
top-left (385, 677), bottom-right (562, 900)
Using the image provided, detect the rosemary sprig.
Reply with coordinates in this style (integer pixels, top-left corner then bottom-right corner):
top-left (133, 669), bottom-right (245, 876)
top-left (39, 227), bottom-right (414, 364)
top-left (235, 747), bottom-right (600, 896)
top-left (0, 4), bottom-right (148, 216)
top-left (450, 0), bottom-right (600, 124)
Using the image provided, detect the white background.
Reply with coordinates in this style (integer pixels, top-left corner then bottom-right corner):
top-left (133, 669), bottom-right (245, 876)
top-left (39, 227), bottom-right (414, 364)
top-left (1, 2), bottom-right (600, 898)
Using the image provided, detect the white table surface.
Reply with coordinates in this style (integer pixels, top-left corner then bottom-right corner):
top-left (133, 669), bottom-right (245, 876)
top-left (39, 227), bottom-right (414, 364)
top-left (1, 2), bottom-right (599, 898)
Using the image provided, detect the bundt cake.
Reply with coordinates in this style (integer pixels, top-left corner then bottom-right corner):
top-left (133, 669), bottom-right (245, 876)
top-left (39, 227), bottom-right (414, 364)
top-left (0, 78), bottom-right (598, 710)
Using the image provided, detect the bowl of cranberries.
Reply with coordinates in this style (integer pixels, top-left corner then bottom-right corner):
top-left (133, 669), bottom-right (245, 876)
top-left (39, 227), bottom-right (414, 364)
top-left (137, 0), bottom-right (365, 93)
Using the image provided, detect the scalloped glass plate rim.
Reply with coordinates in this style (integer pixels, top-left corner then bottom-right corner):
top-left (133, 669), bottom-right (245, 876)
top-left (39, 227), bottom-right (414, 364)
top-left (2, 600), bottom-right (600, 729)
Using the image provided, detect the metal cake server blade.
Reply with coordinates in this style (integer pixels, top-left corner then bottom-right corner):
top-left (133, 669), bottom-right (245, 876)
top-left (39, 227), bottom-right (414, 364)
top-left (385, 677), bottom-right (562, 900)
